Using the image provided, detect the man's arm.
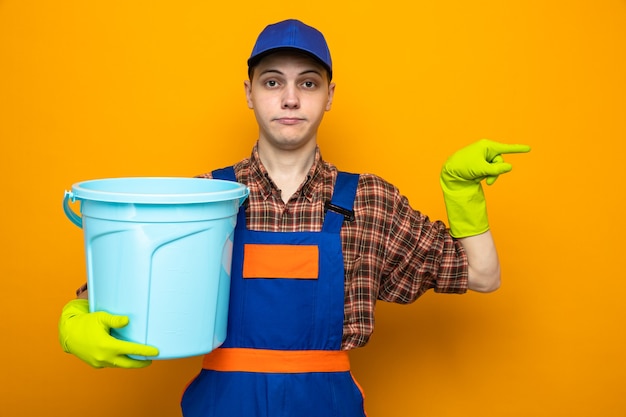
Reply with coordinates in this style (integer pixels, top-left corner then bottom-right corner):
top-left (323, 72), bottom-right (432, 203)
top-left (459, 230), bottom-right (500, 293)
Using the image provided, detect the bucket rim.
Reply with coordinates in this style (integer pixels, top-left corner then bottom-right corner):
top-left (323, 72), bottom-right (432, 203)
top-left (69, 177), bottom-right (249, 204)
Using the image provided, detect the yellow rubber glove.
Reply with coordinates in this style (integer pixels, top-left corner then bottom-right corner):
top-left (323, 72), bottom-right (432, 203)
top-left (440, 139), bottom-right (531, 238)
top-left (58, 299), bottom-right (159, 368)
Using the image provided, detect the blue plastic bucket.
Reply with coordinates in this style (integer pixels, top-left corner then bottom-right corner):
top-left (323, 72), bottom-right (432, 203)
top-left (63, 177), bottom-right (249, 359)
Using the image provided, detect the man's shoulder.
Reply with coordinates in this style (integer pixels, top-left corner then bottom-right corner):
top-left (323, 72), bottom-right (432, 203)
top-left (356, 172), bottom-right (396, 191)
top-left (194, 156), bottom-right (250, 180)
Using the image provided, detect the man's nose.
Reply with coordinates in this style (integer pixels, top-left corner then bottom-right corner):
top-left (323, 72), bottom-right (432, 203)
top-left (282, 85), bottom-right (300, 109)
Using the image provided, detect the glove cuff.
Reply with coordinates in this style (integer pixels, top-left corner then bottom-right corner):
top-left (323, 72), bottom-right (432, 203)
top-left (62, 298), bottom-right (90, 316)
top-left (59, 299), bottom-right (89, 353)
top-left (440, 178), bottom-right (490, 238)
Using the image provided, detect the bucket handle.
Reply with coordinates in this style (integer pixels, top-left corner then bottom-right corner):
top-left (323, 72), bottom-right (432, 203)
top-left (63, 191), bottom-right (83, 228)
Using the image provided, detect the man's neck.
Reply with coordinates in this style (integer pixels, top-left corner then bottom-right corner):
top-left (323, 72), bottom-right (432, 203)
top-left (257, 141), bottom-right (317, 203)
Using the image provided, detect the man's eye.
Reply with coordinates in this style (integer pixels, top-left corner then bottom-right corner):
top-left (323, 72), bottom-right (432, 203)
top-left (303, 81), bottom-right (316, 88)
top-left (265, 80), bottom-right (278, 87)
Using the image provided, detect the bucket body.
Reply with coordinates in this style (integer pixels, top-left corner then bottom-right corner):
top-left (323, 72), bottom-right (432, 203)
top-left (64, 177), bottom-right (248, 360)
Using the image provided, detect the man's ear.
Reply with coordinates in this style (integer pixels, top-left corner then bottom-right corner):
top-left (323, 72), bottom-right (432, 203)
top-left (325, 82), bottom-right (336, 111)
top-left (244, 80), bottom-right (253, 109)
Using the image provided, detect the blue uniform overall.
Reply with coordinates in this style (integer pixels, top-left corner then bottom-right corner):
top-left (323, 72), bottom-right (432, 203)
top-left (181, 167), bottom-right (367, 417)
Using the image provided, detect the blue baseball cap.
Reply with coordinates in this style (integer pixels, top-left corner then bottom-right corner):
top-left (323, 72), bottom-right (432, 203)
top-left (248, 19), bottom-right (333, 80)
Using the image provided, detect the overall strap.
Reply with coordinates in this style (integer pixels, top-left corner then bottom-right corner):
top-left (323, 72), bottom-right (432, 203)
top-left (322, 172), bottom-right (360, 233)
top-left (212, 166), bottom-right (237, 182)
top-left (212, 166), bottom-right (246, 226)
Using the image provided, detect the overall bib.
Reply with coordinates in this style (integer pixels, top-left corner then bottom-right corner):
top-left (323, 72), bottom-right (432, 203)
top-left (181, 167), bottom-right (366, 417)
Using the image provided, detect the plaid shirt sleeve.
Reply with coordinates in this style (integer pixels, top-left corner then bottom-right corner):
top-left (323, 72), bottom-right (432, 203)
top-left (341, 173), bottom-right (468, 348)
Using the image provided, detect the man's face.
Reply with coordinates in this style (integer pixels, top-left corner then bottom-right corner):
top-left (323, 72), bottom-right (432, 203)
top-left (244, 51), bottom-right (335, 152)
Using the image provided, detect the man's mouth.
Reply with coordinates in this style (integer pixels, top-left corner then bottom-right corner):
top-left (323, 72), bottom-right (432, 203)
top-left (275, 117), bottom-right (304, 125)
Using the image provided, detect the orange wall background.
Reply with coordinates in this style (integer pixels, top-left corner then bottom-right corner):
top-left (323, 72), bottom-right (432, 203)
top-left (2, 1), bottom-right (625, 416)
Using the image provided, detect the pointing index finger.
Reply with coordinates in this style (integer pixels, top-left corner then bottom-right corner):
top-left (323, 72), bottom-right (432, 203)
top-left (491, 142), bottom-right (531, 155)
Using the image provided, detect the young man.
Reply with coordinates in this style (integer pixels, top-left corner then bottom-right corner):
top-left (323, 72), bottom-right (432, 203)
top-left (59, 19), bottom-right (530, 416)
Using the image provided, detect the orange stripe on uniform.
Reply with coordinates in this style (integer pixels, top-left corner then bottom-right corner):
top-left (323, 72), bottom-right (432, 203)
top-left (202, 348), bottom-right (350, 373)
top-left (243, 244), bottom-right (319, 279)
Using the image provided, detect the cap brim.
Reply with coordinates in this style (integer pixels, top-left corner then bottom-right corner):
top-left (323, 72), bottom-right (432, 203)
top-left (247, 47), bottom-right (332, 79)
